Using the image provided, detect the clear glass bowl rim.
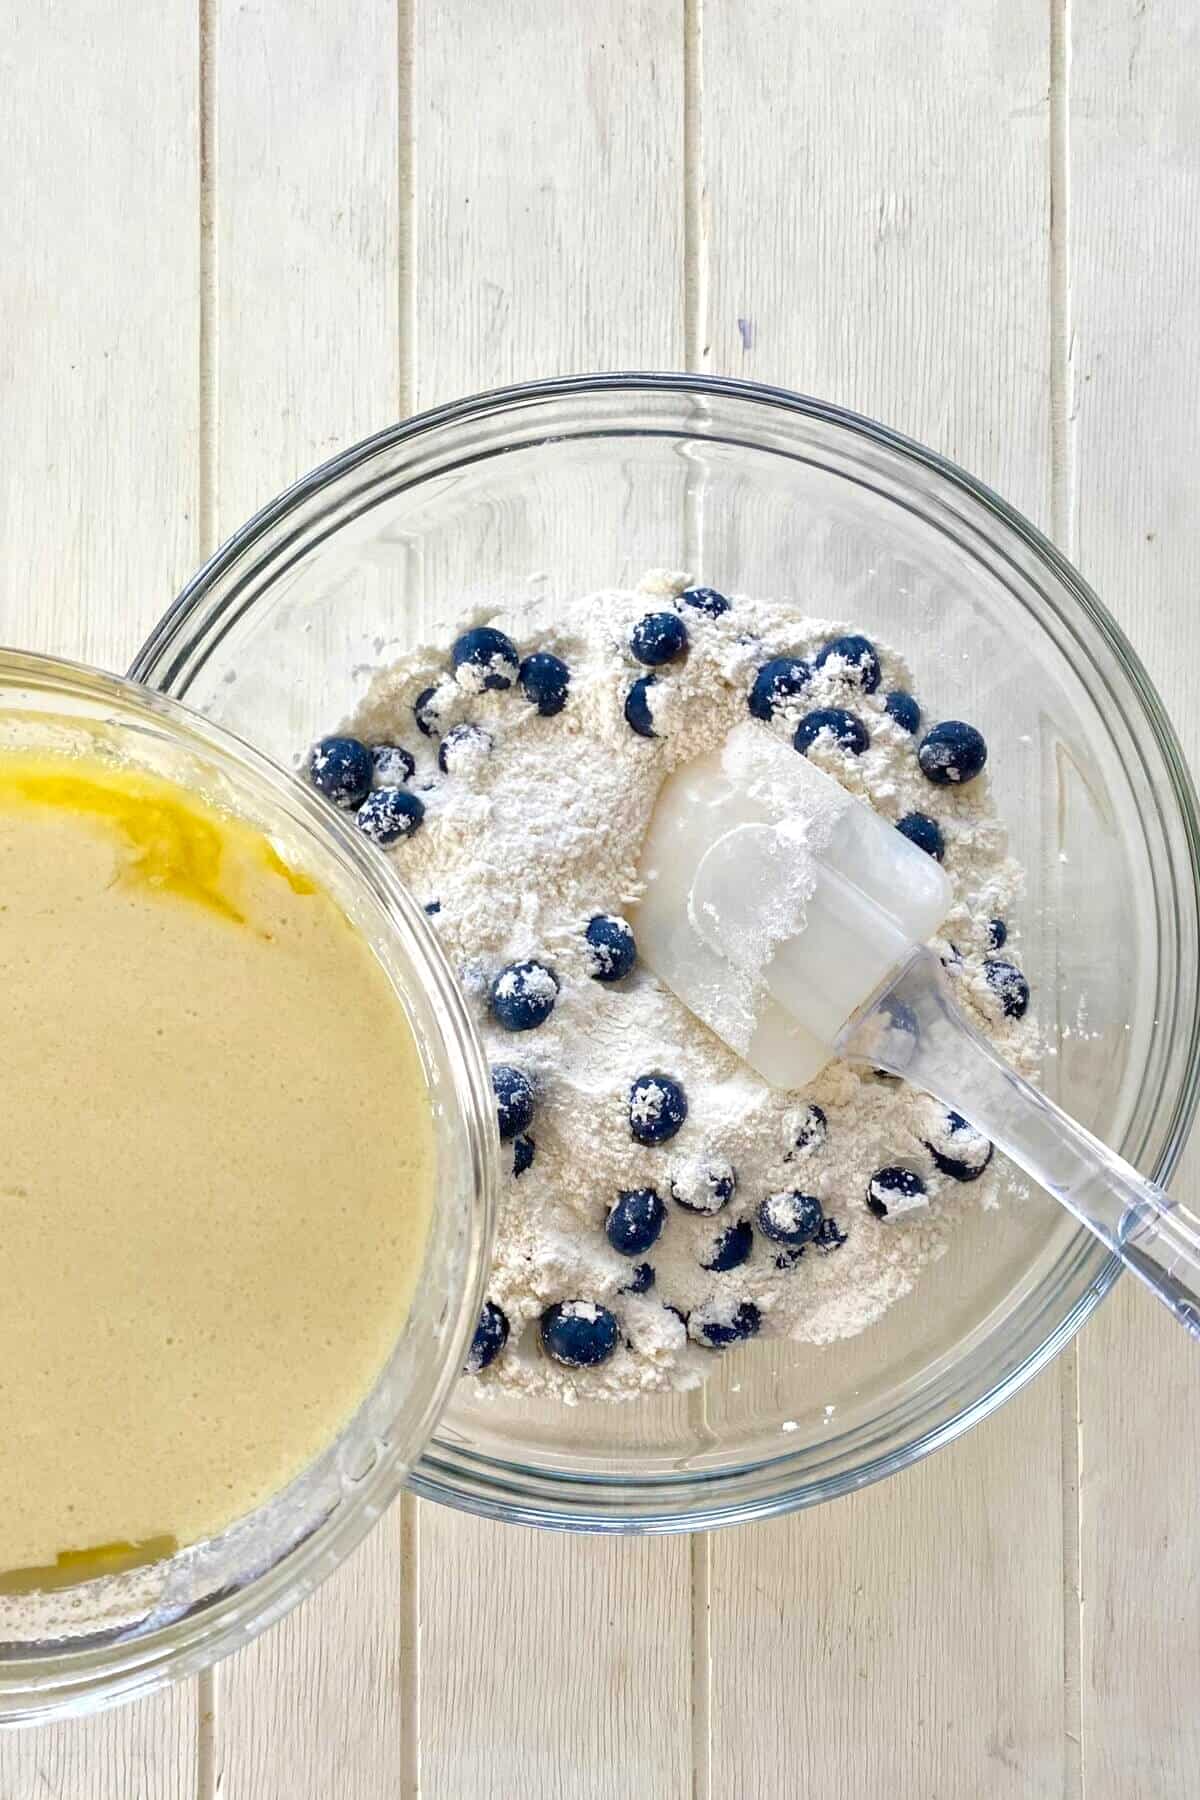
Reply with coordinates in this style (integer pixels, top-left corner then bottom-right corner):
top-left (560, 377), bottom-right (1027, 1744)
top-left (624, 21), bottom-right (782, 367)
top-left (131, 370), bottom-right (1200, 1534)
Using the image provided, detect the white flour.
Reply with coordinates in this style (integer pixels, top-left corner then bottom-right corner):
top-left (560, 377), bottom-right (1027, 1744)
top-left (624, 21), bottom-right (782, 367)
top-left (345, 572), bottom-right (1036, 1402)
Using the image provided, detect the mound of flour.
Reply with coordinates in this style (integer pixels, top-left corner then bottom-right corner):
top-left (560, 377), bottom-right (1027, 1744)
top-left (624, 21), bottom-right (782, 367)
top-left (345, 571), bottom-right (1035, 1402)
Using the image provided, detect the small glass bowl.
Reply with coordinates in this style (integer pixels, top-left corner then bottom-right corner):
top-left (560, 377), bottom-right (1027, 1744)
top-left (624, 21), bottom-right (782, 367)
top-left (0, 652), bottom-right (496, 1721)
top-left (133, 374), bottom-right (1200, 1533)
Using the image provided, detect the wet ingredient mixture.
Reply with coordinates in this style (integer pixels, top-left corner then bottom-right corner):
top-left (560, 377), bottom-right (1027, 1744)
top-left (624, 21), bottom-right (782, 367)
top-left (0, 748), bottom-right (433, 1574)
top-left (316, 571), bottom-right (1035, 1402)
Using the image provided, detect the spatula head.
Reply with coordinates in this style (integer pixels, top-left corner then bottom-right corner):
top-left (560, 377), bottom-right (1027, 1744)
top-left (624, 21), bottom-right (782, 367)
top-left (633, 722), bottom-right (952, 1087)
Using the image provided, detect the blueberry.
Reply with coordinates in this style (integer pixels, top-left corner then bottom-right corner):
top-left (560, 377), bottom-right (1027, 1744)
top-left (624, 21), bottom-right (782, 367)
top-left (988, 918), bottom-right (1008, 950)
top-left (451, 626), bottom-right (520, 692)
top-left (794, 708), bottom-right (870, 757)
top-left (308, 735), bottom-right (372, 809)
top-left (585, 914), bottom-right (637, 982)
top-left (371, 743), bottom-right (416, 786)
top-left (465, 1300), bottom-right (509, 1374)
top-left (631, 611), bottom-right (688, 667)
top-left (413, 686), bottom-right (441, 737)
top-left (518, 651), bottom-right (570, 716)
top-left (791, 1104), bottom-right (827, 1156)
top-left (924, 1109), bottom-right (993, 1182)
top-left (689, 1300), bottom-right (761, 1349)
top-left (884, 690), bottom-right (921, 734)
top-left (621, 1262), bottom-right (656, 1295)
top-left (438, 721), bottom-right (493, 775)
top-left (867, 1166), bottom-right (928, 1219)
top-left (918, 720), bottom-right (988, 786)
top-left (489, 960), bottom-right (559, 1031)
top-left (748, 656), bottom-right (812, 721)
top-left (512, 1133), bottom-right (535, 1178)
top-left (629, 1073), bottom-right (688, 1145)
top-left (815, 634), bottom-right (881, 693)
top-left (356, 786), bottom-right (425, 845)
top-left (679, 586), bottom-right (730, 618)
top-left (896, 811), bottom-right (945, 862)
top-left (625, 674), bottom-right (660, 738)
top-left (756, 1189), bottom-right (823, 1246)
top-left (701, 1218), bottom-right (754, 1272)
top-left (540, 1301), bottom-right (619, 1368)
top-left (984, 957), bottom-right (1030, 1019)
top-left (605, 1188), bottom-right (666, 1257)
top-left (491, 1063), bottom-right (534, 1140)
top-left (424, 900), bottom-right (441, 916)
top-left (814, 1216), bottom-right (848, 1252)
top-left (872, 997), bottom-right (919, 1076)
top-left (670, 1157), bottom-right (736, 1213)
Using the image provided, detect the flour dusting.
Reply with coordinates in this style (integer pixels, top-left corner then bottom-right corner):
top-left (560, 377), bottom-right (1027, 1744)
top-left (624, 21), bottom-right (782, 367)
top-left (340, 571), bottom-right (1035, 1401)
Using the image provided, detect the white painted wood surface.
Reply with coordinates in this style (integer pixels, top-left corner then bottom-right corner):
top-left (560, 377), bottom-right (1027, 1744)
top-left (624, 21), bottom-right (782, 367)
top-left (0, 1), bottom-right (1196, 1794)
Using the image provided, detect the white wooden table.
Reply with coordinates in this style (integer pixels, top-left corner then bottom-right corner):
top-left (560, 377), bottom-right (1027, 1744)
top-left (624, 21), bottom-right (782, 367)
top-left (1, 2), bottom-right (1197, 1793)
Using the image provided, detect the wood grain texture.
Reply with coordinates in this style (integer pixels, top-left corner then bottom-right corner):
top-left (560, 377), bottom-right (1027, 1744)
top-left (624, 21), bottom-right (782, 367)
top-left (0, 0), bottom-right (201, 670)
top-left (214, 0), bottom-right (403, 529)
top-left (1071, 3), bottom-right (1200, 1794)
top-left (702, 1), bottom-right (1068, 1793)
top-left (701, 0), bottom-right (1053, 529)
top-left (414, 0), bottom-right (686, 401)
top-left (414, 9), bottom-right (695, 1798)
top-left (217, 1517), bottom-right (410, 1800)
top-left (0, 1), bottom-right (199, 1787)
top-left (418, 1511), bottom-right (692, 1799)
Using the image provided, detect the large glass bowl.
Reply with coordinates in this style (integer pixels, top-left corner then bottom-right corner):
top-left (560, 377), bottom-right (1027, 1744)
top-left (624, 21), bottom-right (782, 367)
top-left (132, 374), bottom-right (1200, 1532)
top-left (0, 653), bottom-right (495, 1720)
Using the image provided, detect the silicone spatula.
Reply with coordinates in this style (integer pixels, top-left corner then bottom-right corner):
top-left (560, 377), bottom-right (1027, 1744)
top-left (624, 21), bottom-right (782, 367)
top-left (634, 720), bottom-right (1200, 1338)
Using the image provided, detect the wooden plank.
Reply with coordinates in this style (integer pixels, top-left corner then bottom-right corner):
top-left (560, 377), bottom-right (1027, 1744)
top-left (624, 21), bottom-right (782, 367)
top-left (0, 1696), bottom-right (196, 1800)
top-left (702, 0), bottom-right (1052, 529)
top-left (208, 6), bottom-right (408, 1797)
top-left (702, 2), bottom-right (1069, 1793)
top-left (214, 1), bottom-right (402, 528)
top-left (419, 1510), bottom-right (692, 1798)
top-left (415, 6), bottom-right (694, 1797)
top-left (415, 0), bottom-right (686, 401)
top-left (214, 1518), bottom-right (409, 1800)
top-left (1071, 3), bottom-right (1200, 1794)
top-left (0, 0), bottom-right (201, 670)
top-left (0, 0), bottom-right (199, 1789)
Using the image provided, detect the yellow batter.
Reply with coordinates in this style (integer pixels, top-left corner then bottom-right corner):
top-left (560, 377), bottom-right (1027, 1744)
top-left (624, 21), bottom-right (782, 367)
top-left (0, 749), bottom-right (433, 1578)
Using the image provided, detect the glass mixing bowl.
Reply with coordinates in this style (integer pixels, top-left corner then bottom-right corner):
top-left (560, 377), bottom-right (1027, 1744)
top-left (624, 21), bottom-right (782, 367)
top-left (0, 652), bottom-right (495, 1720)
top-left (132, 373), bottom-right (1200, 1533)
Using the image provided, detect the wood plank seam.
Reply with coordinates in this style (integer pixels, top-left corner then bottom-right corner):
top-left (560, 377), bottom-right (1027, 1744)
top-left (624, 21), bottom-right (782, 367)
top-left (1050, 1), bottom-right (1084, 1796)
top-left (199, 0), bottom-right (220, 565)
top-left (197, 2), bottom-right (221, 1793)
top-left (685, 6), bottom-right (712, 1796)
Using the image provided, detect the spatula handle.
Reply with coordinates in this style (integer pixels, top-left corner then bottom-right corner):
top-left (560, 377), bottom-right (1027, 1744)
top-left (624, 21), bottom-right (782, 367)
top-left (839, 948), bottom-right (1200, 1339)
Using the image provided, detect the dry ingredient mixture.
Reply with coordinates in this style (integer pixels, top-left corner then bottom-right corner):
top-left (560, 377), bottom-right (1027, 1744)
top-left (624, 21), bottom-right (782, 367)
top-left (310, 571), bottom-right (1036, 1403)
